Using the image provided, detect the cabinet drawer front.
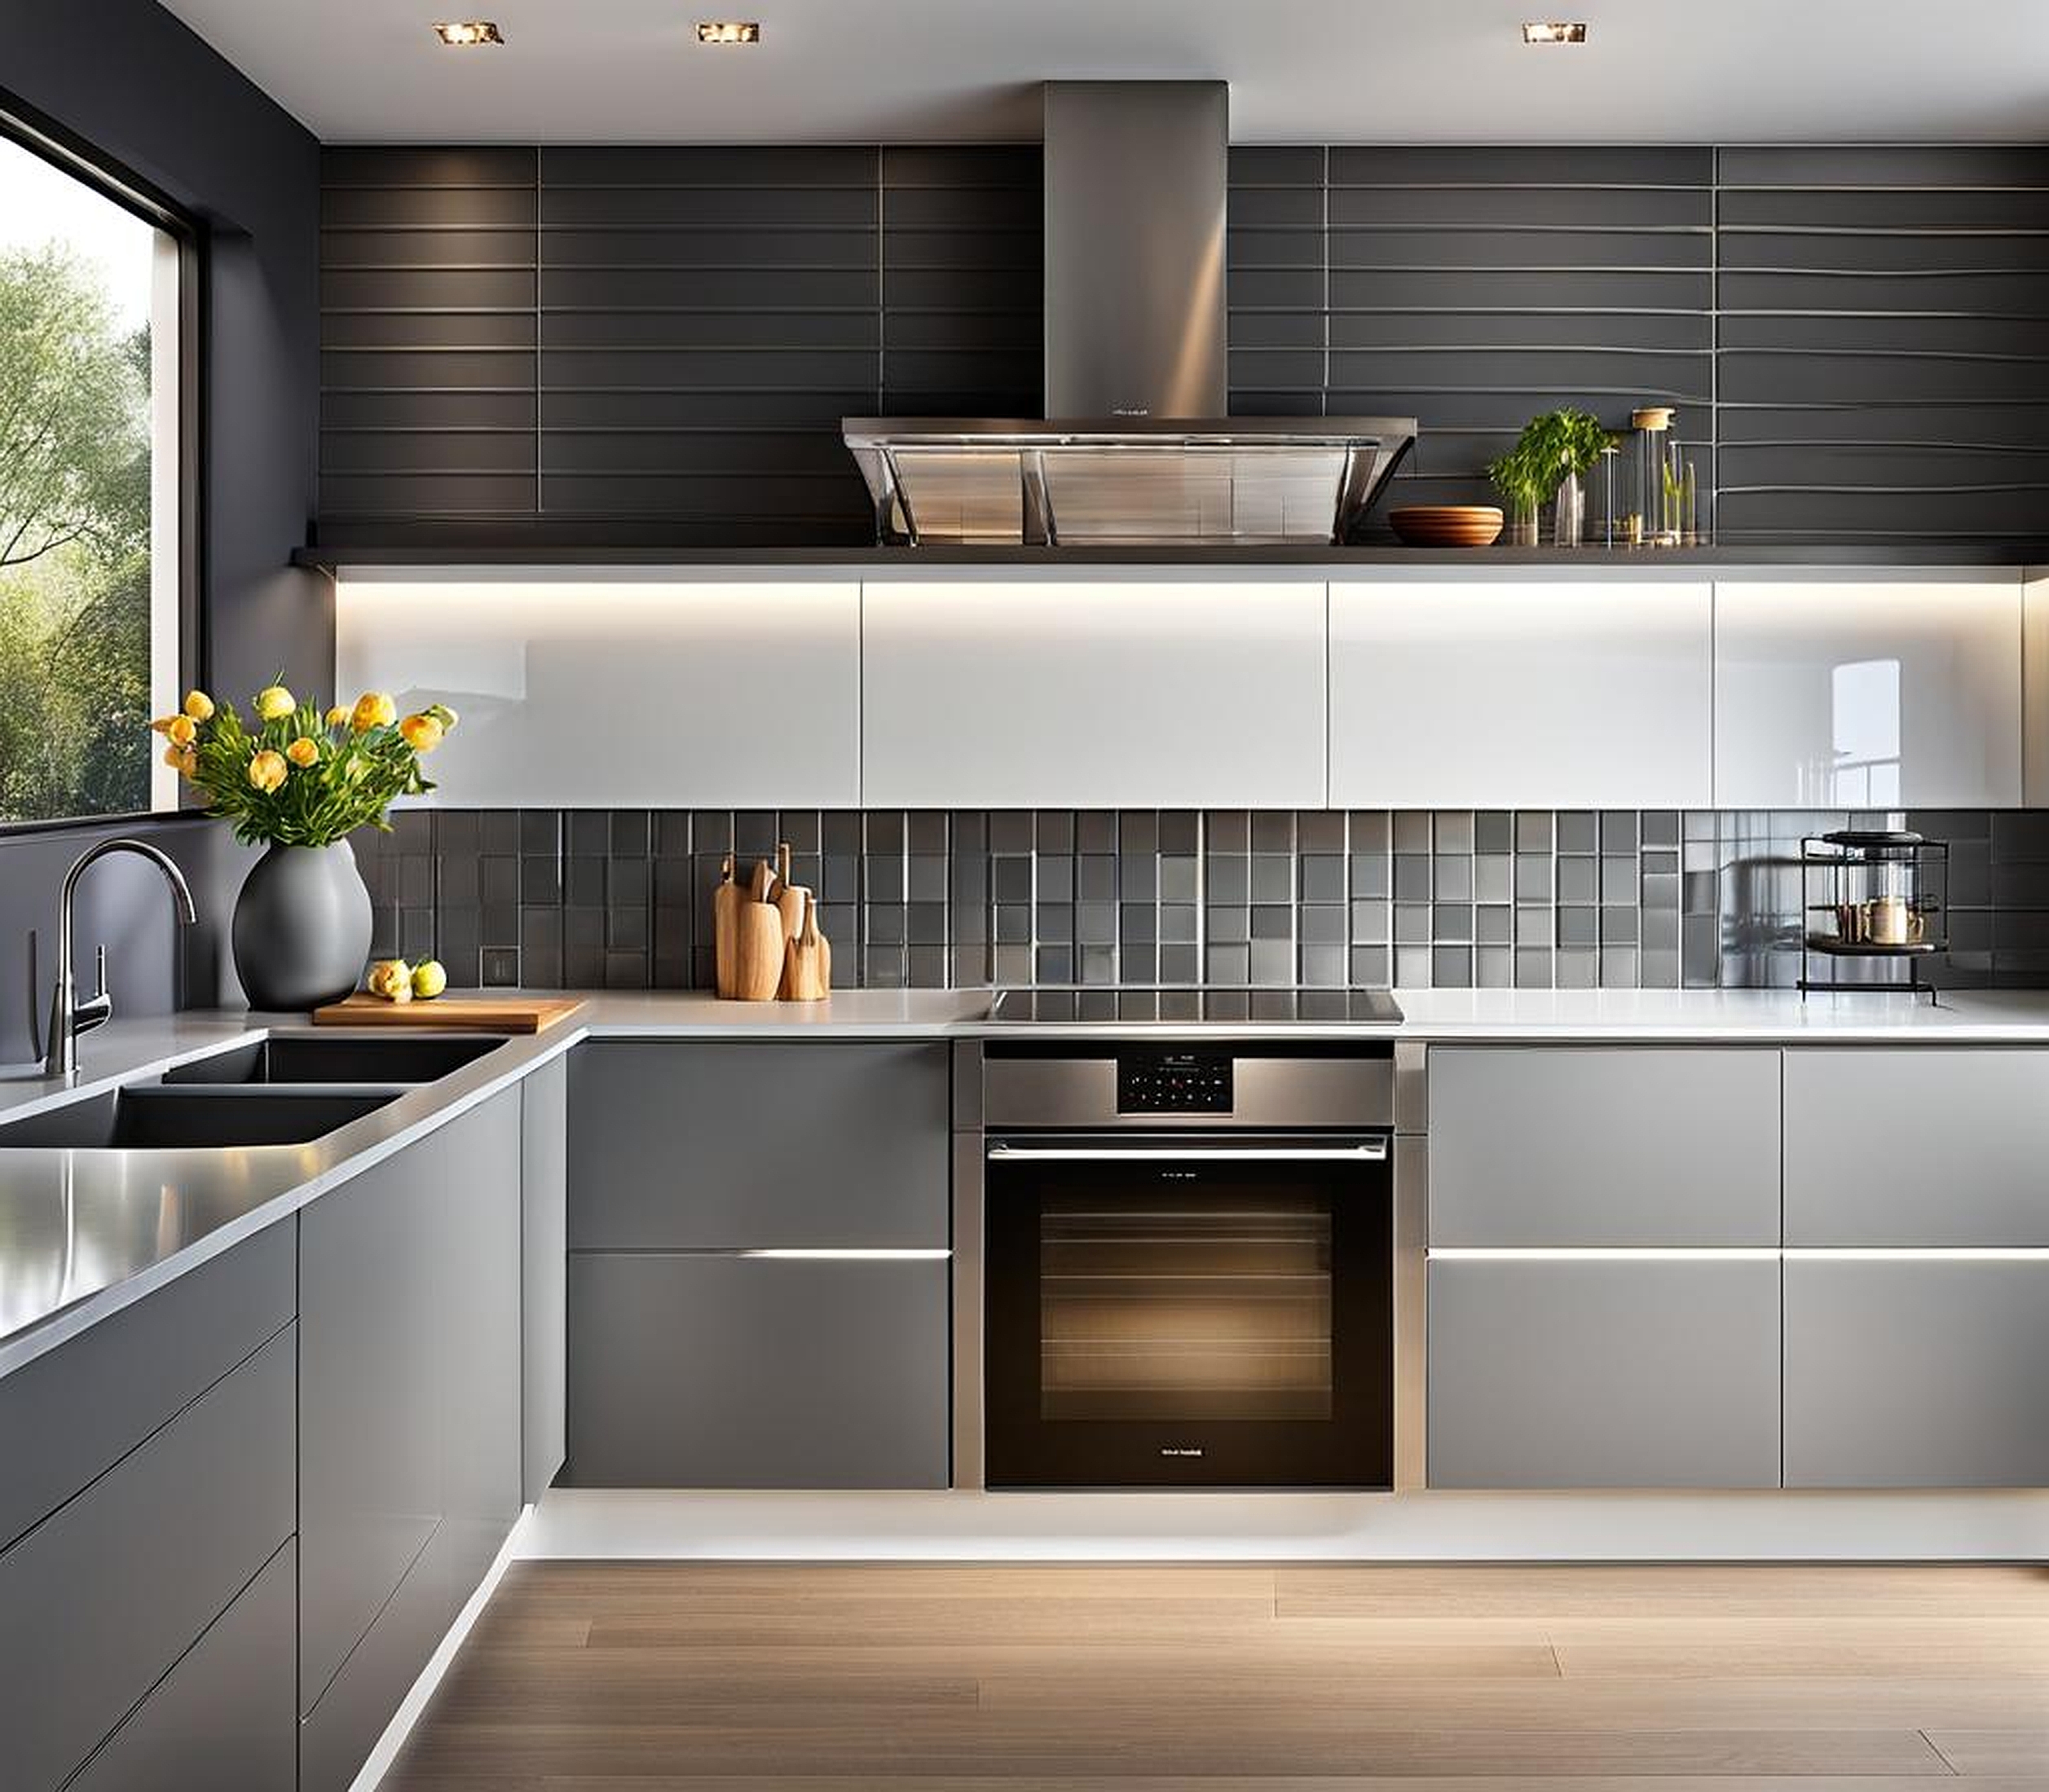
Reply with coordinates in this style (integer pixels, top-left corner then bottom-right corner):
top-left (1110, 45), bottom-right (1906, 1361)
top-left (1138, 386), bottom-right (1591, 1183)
top-left (0, 1219), bottom-right (294, 1552)
top-left (1785, 1048), bottom-right (2049, 1246)
top-left (300, 1517), bottom-right (463, 1792)
top-left (569, 1041), bottom-right (950, 1248)
top-left (566, 1253), bottom-right (950, 1487)
top-left (1427, 1260), bottom-right (1781, 1489)
top-left (1428, 1047), bottom-right (1781, 1247)
top-left (68, 1540), bottom-right (297, 1792)
top-left (1785, 1260), bottom-right (2049, 1488)
top-left (0, 1323), bottom-right (295, 1791)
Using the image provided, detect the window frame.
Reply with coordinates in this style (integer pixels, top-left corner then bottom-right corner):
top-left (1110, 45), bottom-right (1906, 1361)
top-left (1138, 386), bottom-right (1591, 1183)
top-left (0, 86), bottom-right (203, 839)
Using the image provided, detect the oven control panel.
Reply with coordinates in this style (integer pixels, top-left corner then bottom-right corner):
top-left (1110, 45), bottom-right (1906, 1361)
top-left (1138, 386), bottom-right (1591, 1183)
top-left (1117, 1048), bottom-right (1234, 1114)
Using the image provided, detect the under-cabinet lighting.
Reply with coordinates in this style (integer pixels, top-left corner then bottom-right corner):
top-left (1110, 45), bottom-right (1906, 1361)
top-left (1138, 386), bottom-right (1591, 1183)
top-left (1430, 1247), bottom-right (2049, 1263)
top-left (433, 20), bottom-right (503, 45)
top-left (698, 20), bottom-right (761, 43)
top-left (737, 1248), bottom-right (950, 1261)
top-left (1522, 20), bottom-right (1589, 42)
top-left (1429, 1248), bottom-right (1778, 1262)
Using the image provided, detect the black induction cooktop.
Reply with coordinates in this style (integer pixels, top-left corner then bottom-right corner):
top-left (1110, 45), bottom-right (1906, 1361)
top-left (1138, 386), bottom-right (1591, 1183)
top-left (987, 987), bottom-right (1404, 1025)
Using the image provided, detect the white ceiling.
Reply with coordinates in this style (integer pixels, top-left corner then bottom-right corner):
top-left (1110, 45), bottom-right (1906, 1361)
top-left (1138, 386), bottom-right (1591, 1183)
top-left (159, 0), bottom-right (2049, 144)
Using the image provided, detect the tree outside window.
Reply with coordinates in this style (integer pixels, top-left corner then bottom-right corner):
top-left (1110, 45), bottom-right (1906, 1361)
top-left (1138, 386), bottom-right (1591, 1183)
top-left (0, 126), bottom-right (180, 826)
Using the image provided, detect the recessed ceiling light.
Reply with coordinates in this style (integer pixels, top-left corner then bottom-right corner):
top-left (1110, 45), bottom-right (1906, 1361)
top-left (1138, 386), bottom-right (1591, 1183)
top-left (697, 20), bottom-right (761, 44)
top-left (1522, 20), bottom-right (1589, 42)
top-left (433, 20), bottom-right (503, 46)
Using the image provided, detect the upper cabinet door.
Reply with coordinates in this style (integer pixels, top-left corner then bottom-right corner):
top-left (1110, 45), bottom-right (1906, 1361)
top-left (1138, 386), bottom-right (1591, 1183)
top-left (1713, 577), bottom-right (2022, 808)
top-left (335, 577), bottom-right (861, 808)
top-left (1328, 581), bottom-right (1713, 808)
top-left (861, 580), bottom-right (1327, 809)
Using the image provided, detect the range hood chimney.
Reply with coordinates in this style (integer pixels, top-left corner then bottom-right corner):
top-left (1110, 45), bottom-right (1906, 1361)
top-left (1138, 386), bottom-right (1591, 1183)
top-left (844, 81), bottom-right (1416, 548)
top-left (1043, 80), bottom-right (1228, 420)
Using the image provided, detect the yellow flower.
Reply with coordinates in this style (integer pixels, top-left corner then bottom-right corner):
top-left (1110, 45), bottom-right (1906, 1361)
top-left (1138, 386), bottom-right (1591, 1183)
top-left (247, 749), bottom-right (288, 793)
top-left (149, 714), bottom-right (182, 736)
top-left (399, 713), bottom-right (444, 754)
top-left (286, 737), bottom-right (319, 768)
top-left (254, 685), bottom-right (297, 721)
top-left (162, 743), bottom-right (197, 778)
top-left (325, 705), bottom-right (349, 728)
top-left (350, 692), bottom-right (397, 733)
top-left (165, 714), bottom-right (196, 747)
top-left (182, 689), bottom-right (214, 721)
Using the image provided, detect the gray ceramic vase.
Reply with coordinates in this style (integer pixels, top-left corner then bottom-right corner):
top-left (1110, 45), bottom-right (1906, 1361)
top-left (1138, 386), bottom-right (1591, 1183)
top-left (231, 839), bottom-right (373, 1012)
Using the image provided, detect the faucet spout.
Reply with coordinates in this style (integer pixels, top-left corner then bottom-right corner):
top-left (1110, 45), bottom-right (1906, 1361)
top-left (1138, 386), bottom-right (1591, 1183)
top-left (44, 837), bottom-right (200, 1081)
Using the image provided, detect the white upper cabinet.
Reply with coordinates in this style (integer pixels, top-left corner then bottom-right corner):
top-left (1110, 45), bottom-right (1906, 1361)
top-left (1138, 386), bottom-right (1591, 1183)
top-left (860, 580), bottom-right (1327, 808)
top-left (334, 577), bottom-right (862, 808)
top-left (1328, 580), bottom-right (1714, 808)
top-left (1713, 577), bottom-right (2023, 808)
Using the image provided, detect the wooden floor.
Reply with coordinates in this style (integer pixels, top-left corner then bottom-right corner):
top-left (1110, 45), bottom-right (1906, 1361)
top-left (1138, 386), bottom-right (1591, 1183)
top-left (384, 1562), bottom-right (2049, 1788)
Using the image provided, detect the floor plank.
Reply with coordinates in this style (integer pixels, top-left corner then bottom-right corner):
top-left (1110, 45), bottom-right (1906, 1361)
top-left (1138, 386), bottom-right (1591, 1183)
top-left (382, 1562), bottom-right (2049, 1788)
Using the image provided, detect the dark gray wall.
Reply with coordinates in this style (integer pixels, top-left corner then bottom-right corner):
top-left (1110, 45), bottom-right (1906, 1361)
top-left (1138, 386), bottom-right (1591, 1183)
top-left (319, 145), bottom-right (1038, 545)
top-left (319, 141), bottom-right (2049, 548)
top-left (0, 0), bottom-right (323, 1057)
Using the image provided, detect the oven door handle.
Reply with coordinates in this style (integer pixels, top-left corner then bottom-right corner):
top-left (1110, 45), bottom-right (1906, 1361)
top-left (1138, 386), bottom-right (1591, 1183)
top-left (985, 1142), bottom-right (1389, 1163)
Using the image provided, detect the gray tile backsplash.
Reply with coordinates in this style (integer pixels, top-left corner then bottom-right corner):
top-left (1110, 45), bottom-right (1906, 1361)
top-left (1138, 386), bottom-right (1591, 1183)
top-left (356, 808), bottom-right (2049, 993)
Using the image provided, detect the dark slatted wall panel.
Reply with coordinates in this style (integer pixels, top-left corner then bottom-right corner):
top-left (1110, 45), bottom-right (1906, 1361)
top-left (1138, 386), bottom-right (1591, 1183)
top-left (881, 147), bottom-right (1041, 419)
top-left (320, 142), bottom-right (2049, 547)
top-left (1229, 146), bottom-right (1716, 525)
top-left (319, 144), bottom-right (1039, 545)
top-left (320, 147), bottom-right (541, 518)
top-left (1716, 147), bottom-right (2049, 544)
top-left (537, 146), bottom-right (878, 544)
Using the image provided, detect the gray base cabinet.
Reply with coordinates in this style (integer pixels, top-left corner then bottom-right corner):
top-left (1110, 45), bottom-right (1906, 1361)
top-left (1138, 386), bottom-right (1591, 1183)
top-left (567, 1253), bottom-right (950, 1487)
top-left (68, 1539), bottom-right (297, 1792)
top-left (522, 1053), bottom-right (569, 1502)
top-left (298, 1090), bottom-right (524, 1779)
top-left (568, 1041), bottom-right (950, 1248)
top-left (1429, 1046), bottom-right (1780, 1247)
top-left (566, 1040), bottom-right (952, 1489)
top-left (1427, 1259), bottom-right (1782, 1489)
top-left (1785, 1260), bottom-right (2049, 1488)
top-left (0, 1321), bottom-right (296, 1791)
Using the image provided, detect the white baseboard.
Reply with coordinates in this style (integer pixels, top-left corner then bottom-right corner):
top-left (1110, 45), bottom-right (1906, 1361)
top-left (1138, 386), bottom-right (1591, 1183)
top-left (521, 1486), bottom-right (2049, 1563)
top-left (350, 1505), bottom-right (532, 1792)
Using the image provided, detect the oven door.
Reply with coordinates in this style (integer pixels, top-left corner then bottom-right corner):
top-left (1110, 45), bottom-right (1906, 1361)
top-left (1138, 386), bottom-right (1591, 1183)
top-left (982, 1134), bottom-right (1392, 1489)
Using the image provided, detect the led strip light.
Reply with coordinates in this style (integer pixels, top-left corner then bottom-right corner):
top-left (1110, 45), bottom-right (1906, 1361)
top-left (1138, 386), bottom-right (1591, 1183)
top-left (1429, 1247), bottom-right (2049, 1262)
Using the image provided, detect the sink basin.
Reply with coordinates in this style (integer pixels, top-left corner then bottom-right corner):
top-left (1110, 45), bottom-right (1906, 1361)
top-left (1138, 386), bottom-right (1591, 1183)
top-left (0, 1085), bottom-right (402, 1150)
top-left (161, 1032), bottom-right (505, 1086)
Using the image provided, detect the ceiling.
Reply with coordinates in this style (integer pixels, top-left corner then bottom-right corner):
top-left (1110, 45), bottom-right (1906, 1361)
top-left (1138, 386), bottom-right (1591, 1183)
top-left (159, 0), bottom-right (2049, 144)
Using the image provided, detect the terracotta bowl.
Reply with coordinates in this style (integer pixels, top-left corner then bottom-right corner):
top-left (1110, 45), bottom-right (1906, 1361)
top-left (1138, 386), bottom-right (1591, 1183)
top-left (1388, 504), bottom-right (1505, 548)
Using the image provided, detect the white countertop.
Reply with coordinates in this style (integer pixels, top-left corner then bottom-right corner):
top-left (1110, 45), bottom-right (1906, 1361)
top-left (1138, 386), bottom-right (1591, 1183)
top-left (8, 984), bottom-right (2049, 1380)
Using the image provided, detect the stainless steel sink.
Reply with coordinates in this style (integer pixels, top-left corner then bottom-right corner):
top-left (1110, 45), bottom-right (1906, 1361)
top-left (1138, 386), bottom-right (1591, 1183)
top-left (159, 1032), bottom-right (505, 1086)
top-left (0, 1085), bottom-right (403, 1149)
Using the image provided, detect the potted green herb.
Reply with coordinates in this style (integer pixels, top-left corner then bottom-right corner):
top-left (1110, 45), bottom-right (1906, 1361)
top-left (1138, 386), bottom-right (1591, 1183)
top-left (1488, 408), bottom-right (1615, 547)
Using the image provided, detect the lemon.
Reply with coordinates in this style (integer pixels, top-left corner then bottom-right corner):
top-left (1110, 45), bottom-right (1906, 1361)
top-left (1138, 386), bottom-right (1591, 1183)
top-left (411, 959), bottom-right (448, 1001)
top-left (367, 958), bottom-right (412, 1002)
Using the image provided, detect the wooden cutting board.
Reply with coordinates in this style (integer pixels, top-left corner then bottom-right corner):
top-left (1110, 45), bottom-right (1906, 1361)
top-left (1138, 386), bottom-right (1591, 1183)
top-left (311, 993), bottom-right (585, 1033)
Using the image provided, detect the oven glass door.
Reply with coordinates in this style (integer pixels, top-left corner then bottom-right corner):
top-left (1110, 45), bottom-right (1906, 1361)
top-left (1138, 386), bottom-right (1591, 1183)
top-left (983, 1135), bottom-right (1392, 1488)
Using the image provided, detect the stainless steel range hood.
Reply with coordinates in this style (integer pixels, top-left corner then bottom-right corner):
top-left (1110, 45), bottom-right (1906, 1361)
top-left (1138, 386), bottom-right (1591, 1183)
top-left (844, 81), bottom-right (1416, 548)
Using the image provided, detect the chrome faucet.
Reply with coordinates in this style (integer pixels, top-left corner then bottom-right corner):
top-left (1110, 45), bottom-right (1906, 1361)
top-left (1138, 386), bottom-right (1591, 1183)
top-left (44, 838), bottom-right (198, 1081)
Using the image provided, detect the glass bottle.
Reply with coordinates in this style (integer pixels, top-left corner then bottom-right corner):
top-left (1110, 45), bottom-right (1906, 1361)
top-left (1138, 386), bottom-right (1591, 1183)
top-left (1625, 406), bottom-right (1681, 548)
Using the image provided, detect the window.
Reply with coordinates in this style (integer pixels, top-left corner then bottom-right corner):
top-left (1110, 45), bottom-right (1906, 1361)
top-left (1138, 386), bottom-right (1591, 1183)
top-left (0, 108), bottom-right (187, 826)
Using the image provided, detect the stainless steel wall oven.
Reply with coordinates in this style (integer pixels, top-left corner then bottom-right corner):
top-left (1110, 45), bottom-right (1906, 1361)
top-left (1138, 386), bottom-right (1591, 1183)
top-left (973, 1041), bottom-right (1396, 1490)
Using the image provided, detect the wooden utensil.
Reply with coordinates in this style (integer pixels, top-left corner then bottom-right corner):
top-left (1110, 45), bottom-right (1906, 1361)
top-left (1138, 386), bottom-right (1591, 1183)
top-left (734, 857), bottom-right (787, 1000)
top-left (712, 853), bottom-right (742, 998)
top-left (780, 891), bottom-right (831, 1002)
top-left (773, 842), bottom-right (809, 944)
